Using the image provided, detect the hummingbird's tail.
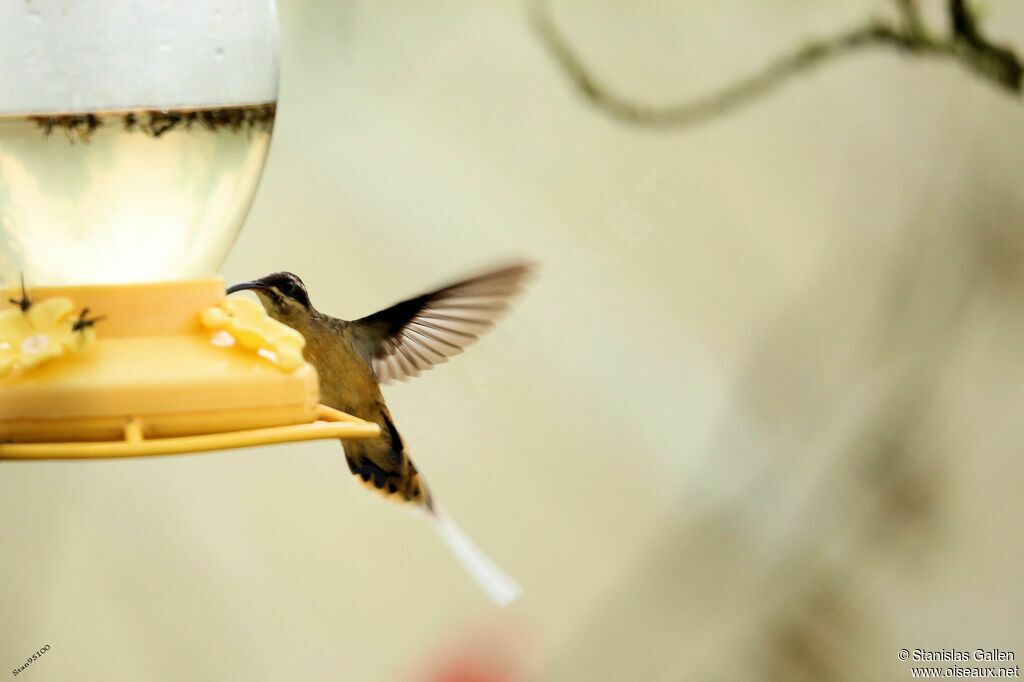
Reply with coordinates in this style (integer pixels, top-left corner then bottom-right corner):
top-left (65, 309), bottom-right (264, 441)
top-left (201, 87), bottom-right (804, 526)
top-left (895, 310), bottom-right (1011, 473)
top-left (341, 415), bottom-right (520, 605)
top-left (426, 506), bottom-right (522, 607)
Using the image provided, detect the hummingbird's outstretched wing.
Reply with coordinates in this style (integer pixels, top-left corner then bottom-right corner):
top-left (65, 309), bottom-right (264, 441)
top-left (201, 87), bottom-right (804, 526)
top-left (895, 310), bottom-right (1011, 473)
top-left (350, 263), bottom-right (532, 383)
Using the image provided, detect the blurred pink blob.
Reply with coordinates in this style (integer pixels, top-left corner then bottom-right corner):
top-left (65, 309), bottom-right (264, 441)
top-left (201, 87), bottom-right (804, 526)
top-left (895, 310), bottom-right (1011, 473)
top-left (408, 618), bottom-right (533, 682)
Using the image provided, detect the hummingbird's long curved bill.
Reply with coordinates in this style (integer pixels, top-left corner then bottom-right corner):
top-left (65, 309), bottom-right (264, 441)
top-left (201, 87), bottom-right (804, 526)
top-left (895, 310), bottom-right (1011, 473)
top-left (225, 281), bottom-right (266, 294)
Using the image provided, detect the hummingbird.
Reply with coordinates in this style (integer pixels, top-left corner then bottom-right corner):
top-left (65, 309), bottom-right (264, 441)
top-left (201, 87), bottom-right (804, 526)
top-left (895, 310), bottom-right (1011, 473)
top-left (226, 263), bottom-right (531, 605)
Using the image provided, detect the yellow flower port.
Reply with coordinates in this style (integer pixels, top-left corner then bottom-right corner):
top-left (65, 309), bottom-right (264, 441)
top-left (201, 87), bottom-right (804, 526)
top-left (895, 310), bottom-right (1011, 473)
top-left (201, 296), bottom-right (306, 371)
top-left (0, 297), bottom-right (94, 376)
top-left (0, 279), bottom-right (379, 460)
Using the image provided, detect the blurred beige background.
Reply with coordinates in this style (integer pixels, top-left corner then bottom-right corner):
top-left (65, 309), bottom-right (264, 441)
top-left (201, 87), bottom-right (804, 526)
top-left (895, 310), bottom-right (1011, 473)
top-left (3, 1), bottom-right (1024, 680)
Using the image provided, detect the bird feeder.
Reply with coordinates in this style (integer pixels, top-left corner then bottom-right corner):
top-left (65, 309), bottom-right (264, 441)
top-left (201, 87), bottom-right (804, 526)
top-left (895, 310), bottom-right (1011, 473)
top-left (0, 0), bottom-right (379, 459)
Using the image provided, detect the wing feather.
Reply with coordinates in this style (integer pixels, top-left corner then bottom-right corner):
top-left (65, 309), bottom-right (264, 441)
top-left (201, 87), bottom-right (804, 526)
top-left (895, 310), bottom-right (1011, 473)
top-left (352, 263), bottom-right (532, 383)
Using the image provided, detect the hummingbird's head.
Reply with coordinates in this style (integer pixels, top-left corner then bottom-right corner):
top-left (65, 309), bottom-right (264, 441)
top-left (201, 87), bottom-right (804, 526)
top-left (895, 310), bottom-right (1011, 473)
top-left (226, 271), bottom-right (313, 324)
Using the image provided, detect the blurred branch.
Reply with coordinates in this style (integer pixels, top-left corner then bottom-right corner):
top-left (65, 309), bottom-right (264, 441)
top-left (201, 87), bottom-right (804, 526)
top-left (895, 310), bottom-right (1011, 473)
top-left (948, 0), bottom-right (1023, 87)
top-left (530, 0), bottom-right (1022, 129)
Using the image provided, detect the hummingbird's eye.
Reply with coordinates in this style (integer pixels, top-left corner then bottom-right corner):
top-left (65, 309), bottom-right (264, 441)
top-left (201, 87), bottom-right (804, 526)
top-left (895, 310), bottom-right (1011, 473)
top-left (276, 278), bottom-right (309, 307)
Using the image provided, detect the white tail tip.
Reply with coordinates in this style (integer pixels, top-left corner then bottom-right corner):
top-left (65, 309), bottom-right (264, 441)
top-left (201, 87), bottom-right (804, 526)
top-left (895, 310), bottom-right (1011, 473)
top-left (429, 508), bottom-right (522, 606)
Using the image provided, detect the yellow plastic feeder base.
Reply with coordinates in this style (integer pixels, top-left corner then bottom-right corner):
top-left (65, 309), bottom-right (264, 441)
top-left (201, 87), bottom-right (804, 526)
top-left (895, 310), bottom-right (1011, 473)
top-left (0, 278), bottom-right (379, 460)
